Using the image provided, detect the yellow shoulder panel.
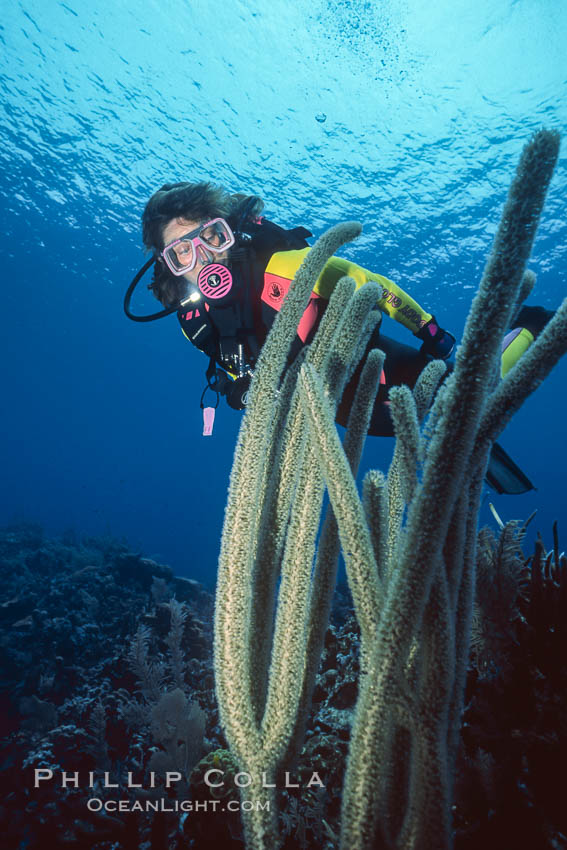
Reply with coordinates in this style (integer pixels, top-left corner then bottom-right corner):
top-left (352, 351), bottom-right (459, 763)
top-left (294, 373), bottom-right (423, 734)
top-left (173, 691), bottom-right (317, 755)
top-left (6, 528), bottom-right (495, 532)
top-left (265, 248), bottom-right (310, 280)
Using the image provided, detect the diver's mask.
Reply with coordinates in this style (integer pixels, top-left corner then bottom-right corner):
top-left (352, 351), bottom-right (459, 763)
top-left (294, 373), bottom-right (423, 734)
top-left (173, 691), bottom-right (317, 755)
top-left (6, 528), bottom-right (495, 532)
top-left (124, 217), bottom-right (237, 321)
top-left (161, 218), bottom-right (235, 276)
top-left (162, 217), bottom-right (236, 303)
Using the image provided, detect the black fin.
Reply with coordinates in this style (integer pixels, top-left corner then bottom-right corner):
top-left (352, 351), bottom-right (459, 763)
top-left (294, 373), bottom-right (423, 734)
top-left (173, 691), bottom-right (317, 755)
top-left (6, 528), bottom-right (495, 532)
top-left (485, 441), bottom-right (535, 495)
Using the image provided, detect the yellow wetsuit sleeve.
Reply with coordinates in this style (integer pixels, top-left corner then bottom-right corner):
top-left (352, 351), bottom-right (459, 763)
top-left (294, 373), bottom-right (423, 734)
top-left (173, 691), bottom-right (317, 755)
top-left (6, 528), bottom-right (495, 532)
top-left (265, 249), bottom-right (432, 335)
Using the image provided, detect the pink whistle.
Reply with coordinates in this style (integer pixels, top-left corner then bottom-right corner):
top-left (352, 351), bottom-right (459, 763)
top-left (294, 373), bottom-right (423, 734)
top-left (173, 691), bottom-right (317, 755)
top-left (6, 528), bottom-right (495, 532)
top-left (203, 407), bottom-right (215, 436)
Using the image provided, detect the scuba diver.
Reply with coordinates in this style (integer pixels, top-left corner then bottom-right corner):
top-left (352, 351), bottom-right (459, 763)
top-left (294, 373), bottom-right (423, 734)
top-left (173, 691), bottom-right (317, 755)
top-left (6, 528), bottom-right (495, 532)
top-left (124, 181), bottom-right (554, 495)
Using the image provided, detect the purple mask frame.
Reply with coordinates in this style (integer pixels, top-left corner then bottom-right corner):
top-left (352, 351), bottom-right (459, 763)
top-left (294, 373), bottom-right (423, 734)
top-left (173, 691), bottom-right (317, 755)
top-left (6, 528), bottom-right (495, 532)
top-left (161, 218), bottom-right (235, 276)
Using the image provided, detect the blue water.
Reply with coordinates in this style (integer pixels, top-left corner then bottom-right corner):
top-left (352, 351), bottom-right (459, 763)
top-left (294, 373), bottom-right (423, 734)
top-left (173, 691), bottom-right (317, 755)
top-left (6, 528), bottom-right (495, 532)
top-left (1, 0), bottom-right (566, 583)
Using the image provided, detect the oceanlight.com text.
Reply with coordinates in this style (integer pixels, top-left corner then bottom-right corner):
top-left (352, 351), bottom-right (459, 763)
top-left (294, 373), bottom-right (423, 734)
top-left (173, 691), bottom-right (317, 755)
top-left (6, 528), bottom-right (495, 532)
top-left (86, 798), bottom-right (270, 814)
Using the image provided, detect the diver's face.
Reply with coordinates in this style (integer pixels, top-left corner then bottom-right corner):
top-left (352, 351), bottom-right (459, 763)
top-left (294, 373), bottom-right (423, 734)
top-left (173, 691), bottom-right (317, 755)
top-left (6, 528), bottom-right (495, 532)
top-left (161, 217), bottom-right (231, 286)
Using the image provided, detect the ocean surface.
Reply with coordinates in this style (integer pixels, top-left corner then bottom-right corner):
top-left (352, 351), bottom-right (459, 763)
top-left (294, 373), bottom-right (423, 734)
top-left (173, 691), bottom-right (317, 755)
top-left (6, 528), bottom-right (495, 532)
top-left (1, 0), bottom-right (566, 584)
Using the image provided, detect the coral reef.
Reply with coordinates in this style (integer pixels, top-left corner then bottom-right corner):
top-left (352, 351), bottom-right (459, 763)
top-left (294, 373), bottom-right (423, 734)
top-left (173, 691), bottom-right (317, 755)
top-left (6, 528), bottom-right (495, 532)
top-left (0, 522), bottom-right (361, 849)
top-left (1, 522), bottom-right (566, 848)
top-left (0, 524), bottom-right (215, 849)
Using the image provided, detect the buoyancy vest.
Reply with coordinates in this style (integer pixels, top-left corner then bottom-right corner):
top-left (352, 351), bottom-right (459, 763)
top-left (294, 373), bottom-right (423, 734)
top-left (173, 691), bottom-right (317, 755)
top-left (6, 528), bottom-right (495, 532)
top-left (177, 217), bottom-right (313, 376)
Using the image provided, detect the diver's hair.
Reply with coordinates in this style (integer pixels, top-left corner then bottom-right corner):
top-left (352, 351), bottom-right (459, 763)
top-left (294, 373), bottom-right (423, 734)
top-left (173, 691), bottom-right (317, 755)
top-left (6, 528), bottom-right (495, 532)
top-left (141, 181), bottom-right (264, 306)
